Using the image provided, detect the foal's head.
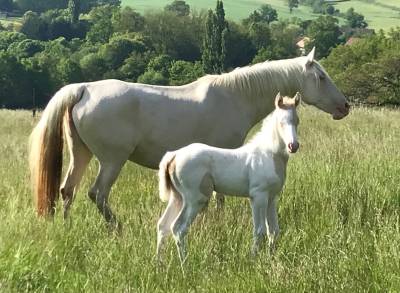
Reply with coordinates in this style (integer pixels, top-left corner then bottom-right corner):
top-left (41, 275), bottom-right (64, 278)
top-left (274, 92), bottom-right (300, 154)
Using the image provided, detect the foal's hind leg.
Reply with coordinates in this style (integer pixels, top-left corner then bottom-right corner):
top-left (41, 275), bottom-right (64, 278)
top-left (60, 114), bottom-right (92, 219)
top-left (171, 193), bottom-right (208, 263)
top-left (88, 161), bottom-right (125, 230)
top-left (157, 192), bottom-right (182, 259)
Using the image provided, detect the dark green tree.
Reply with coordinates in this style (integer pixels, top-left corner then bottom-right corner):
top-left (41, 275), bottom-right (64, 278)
top-left (345, 8), bottom-right (368, 29)
top-left (0, 31), bottom-right (27, 51)
top-left (287, 0), bottom-right (299, 13)
top-left (164, 0), bottom-right (190, 17)
top-left (118, 52), bottom-right (148, 81)
top-left (86, 5), bottom-right (115, 43)
top-left (8, 39), bottom-right (44, 59)
top-left (146, 54), bottom-right (173, 77)
top-left (68, 0), bottom-right (80, 23)
top-left (112, 7), bottom-right (145, 33)
top-left (242, 4), bottom-right (278, 26)
top-left (0, 51), bottom-right (33, 108)
top-left (144, 10), bottom-right (202, 61)
top-left (326, 4), bottom-right (335, 15)
top-left (80, 52), bottom-right (107, 81)
top-left (137, 70), bottom-right (169, 85)
top-left (20, 11), bottom-right (45, 40)
top-left (306, 15), bottom-right (342, 58)
top-left (202, 0), bottom-right (227, 73)
top-left (0, 0), bottom-right (13, 11)
top-left (169, 60), bottom-right (204, 85)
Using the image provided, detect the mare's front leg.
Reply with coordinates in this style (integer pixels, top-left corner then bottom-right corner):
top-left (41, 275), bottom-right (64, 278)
top-left (249, 190), bottom-right (268, 256)
top-left (266, 195), bottom-right (280, 254)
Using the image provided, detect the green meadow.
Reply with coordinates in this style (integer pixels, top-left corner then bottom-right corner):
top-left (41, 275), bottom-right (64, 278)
top-left (0, 106), bottom-right (399, 292)
top-left (123, 0), bottom-right (400, 31)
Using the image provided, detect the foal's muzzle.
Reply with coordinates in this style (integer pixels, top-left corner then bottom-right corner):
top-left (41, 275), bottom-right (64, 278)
top-left (288, 142), bottom-right (299, 153)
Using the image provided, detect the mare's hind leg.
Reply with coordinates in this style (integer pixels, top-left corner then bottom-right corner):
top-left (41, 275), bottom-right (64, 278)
top-left (157, 192), bottom-right (182, 259)
top-left (60, 114), bottom-right (92, 219)
top-left (88, 161), bottom-right (125, 230)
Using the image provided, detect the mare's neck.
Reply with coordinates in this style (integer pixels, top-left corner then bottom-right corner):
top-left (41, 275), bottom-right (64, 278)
top-left (211, 58), bottom-right (304, 125)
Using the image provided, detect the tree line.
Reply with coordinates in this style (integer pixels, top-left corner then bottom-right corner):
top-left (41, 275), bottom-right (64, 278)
top-left (0, 0), bottom-right (398, 108)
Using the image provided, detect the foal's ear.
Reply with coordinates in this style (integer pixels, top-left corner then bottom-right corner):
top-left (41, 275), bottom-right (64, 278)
top-left (305, 47), bottom-right (316, 68)
top-left (294, 92), bottom-right (301, 107)
top-left (275, 92), bottom-right (283, 108)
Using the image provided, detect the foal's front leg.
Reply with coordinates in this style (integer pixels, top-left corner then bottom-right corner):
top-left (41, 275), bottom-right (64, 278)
top-left (249, 191), bottom-right (268, 256)
top-left (266, 195), bottom-right (280, 254)
top-left (215, 192), bottom-right (225, 209)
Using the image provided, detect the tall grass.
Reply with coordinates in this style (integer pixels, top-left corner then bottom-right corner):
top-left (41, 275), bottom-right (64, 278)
top-left (0, 106), bottom-right (399, 292)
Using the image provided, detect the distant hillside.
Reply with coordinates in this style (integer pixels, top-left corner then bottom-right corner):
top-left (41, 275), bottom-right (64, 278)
top-left (122, 0), bottom-right (400, 31)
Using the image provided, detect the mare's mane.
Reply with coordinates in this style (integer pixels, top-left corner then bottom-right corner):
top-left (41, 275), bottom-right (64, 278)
top-left (198, 58), bottom-right (305, 99)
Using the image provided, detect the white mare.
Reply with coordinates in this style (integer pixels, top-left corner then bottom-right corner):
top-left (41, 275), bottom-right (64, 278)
top-left (29, 48), bottom-right (349, 227)
top-left (157, 93), bottom-right (301, 263)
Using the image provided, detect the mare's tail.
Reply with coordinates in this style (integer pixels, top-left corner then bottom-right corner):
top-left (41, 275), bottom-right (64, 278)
top-left (29, 84), bottom-right (86, 216)
top-left (158, 152), bottom-right (177, 202)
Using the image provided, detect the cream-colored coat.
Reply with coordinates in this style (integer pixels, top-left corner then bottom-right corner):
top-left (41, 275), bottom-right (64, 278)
top-left (29, 48), bottom-right (349, 225)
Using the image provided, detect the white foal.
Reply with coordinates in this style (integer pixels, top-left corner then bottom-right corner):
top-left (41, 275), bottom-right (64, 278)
top-left (157, 92), bottom-right (301, 263)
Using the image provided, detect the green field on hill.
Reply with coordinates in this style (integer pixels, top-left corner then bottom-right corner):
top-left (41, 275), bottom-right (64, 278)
top-left (122, 0), bottom-right (400, 31)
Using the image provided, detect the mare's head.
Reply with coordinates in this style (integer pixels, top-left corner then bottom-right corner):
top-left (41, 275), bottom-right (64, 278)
top-left (299, 47), bottom-right (350, 120)
top-left (274, 92), bottom-right (300, 154)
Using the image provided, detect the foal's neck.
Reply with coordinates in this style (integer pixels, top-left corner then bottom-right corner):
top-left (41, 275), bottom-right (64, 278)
top-left (248, 113), bottom-right (288, 159)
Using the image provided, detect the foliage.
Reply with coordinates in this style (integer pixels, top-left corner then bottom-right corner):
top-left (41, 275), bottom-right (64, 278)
top-left (322, 29), bottom-right (400, 105)
top-left (168, 60), bottom-right (204, 85)
top-left (164, 0), bottom-right (190, 17)
top-left (202, 1), bottom-right (228, 73)
top-left (306, 15), bottom-right (342, 58)
top-left (287, 0), bottom-right (299, 13)
top-left (0, 0), bottom-right (14, 11)
top-left (0, 51), bottom-right (32, 108)
top-left (144, 10), bottom-right (203, 61)
top-left (13, 0), bottom-right (121, 14)
top-left (86, 5), bottom-right (116, 44)
top-left (242, 4), bottom-right (278, 27)
top-left (0, 0), bottom-right (399, 108)
top-left (112, 6), bottom-right (145, 33)
top-left (137, 69), bottom-right (168, 85)
top-left (345, 7), bottom-right (368, 29)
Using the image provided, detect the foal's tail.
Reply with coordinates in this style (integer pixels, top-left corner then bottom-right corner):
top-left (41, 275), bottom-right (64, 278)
top-left (29, 84), bottom-right (86, 216)
top-left (158, 152), bottom-right (177, 202)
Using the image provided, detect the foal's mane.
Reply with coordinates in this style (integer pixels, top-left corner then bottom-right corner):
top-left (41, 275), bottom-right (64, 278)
top-left (247, 101), bottom-right (297, 154)
top-left (199, 58), bottom-right (306, 100)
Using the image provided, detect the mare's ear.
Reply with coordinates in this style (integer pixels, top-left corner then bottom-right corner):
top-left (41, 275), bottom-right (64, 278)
top-left (275, 92), bottom-right (283, 108)
top-left (304, 47), bottom-right (316, 68)
top-left (294, 92), bottom-right (301, 107)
